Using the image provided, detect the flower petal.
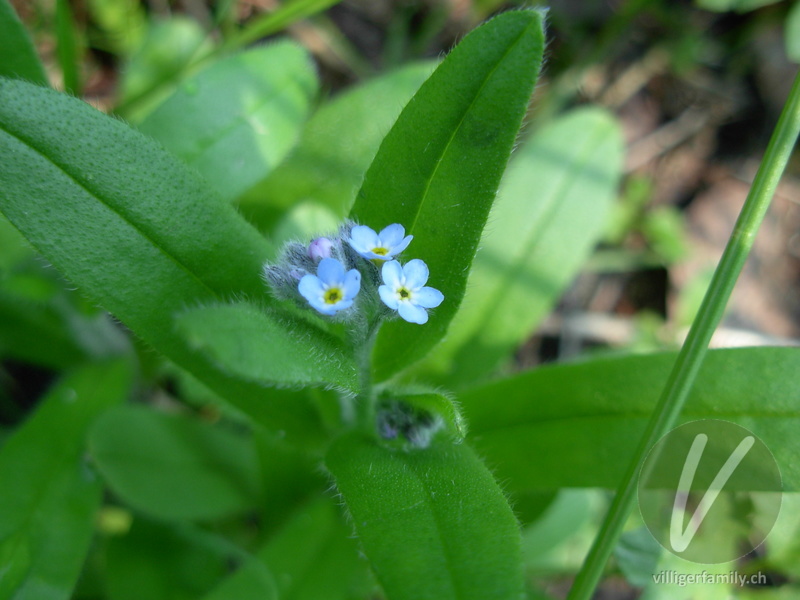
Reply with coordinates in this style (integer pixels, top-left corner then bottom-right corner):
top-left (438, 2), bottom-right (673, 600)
top-left (334, 299), bottom-right (354, 312)
top-left (307, 295), bottom-right (337, 315)
top-left (343, 269), bottom-right (361, 299)
top-left (348, 225), bottom-right (379, 253)
top-left (391, 234), bottom-right (413, 255)
top-left (414, 286), bottom-right (444, 308)
top-left (378, 285), bottom-right (399, 310)
top-left (298, 274), bottom-right (324, 302)
top-left (402, 259), bottom-right (429, 288)
top-left (381, 260), bottom-right (403, 288)
top-left (378, 223), bottom-right (405, 247)
top-left (317, 257), bottom-right (345, 285)
top-left (398, 302), bottom-right (428, 324)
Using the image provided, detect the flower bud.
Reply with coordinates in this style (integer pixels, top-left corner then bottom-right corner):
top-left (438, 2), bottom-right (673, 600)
top-left (308, 237), bottom-right (334, 261)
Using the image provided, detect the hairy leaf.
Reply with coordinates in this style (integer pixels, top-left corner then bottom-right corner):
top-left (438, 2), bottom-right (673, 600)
top-left (175, 301), bottom-right (359, 392)
top-left (416, 108), bottom-right (623, 386)
top-left (350, 10), bottom-right (546, 380)
top-left (239, 61), bottom-right (436, 229)
top-left (327, 433), bottom-right (523, 600)
top-left (0, 78), bottom-right (322, 442)
top-left (460, 347), bottom-right (800, 491)
top-left (0, 0), bottom-right (48, 85)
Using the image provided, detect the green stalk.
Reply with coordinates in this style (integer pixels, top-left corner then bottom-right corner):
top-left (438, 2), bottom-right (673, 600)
top-left (567, 70), bottom-right (800, 600)
top-left (220, 0), bottom-right (343, 54)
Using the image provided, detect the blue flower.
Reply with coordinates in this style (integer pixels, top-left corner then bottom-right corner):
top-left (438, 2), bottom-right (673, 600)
top-left (298, 258), bottom-right (361, 315)
top-left (378, 259), bottom-right (444, 324)
top-left (348, 224), bottom-right (413, 261)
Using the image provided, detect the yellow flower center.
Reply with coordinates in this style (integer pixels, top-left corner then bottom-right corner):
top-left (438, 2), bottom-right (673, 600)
top-left (372, 247), bottom-right (389, 256)
top-left (324, 287), bottom-right (343, 304)
top-left (398, 287), bottom-right (411, 300)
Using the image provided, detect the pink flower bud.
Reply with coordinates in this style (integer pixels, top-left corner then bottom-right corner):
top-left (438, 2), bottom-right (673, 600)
top-left (308, 237), bottom-right (334, 261)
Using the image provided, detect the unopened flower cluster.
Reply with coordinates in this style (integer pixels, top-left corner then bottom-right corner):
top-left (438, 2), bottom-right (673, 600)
top-left (263, 222), bottom-right (443, 325)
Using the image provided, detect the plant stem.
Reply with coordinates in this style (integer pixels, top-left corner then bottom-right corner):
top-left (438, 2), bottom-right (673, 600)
top-left (353, 318), bottom-right (382, 430)
top-left (567, 70), bottom-right (800, 600)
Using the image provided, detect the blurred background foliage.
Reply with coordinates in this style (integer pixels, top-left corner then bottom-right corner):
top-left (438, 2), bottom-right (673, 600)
top-left (2, 0), bottom-right (800, 598)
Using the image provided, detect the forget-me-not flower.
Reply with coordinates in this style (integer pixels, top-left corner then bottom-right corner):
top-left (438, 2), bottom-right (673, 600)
top-left (379, 259), bottom-right (443, 324)
top-left (348, 224), bottom-right (413, 261)
top-left (298, 258), bottom-right (361, 316)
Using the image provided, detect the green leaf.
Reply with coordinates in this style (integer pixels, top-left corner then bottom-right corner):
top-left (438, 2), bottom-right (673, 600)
top-left (88, 405), bottom-right (262, 521)
top-left (258, 497), bottom-right (373, 600)
top-left (787, 1), bottom-right (800, 63)
top-left (350, 10), bottom-right (546, 381)
top-left (138, 41), bottom-right (318, 202)
top-left (175, 301), bottom-right (359, 391)
top-left (238, 61), bottom-right (436, 229)
top-left (0, 0), bottom-right (48, 85)
top-left (326, 433), bottom-right (523, 600)
top-left (116, 17), bottom-right (211, 122)
top-left (0, 78), bottom-right (322, 442)
top-left (0, 360), bottom-right (132, 600)
top-left (414, 108), bottom-right (623, 387)
top-left (105, 519), bottom-right (231, 600)
top-left (459, 347), bottom-right (800, 492)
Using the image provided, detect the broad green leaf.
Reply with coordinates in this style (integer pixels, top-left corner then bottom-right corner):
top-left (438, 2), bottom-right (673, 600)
top-left (326, 433), bottom-right (523, 600)
top-left (258, 497), bottom-right (373, 600)
top-left (239, 61), bottom-right (436, 229)
top-left (105, 519), bottom-right (230, 600)
top-left (415, 108), bottom-right (623, 387)
top-left (0, 0), bottom-right (48, 85)
top-left (0, 78), bottom-right (322, 442)
top-left (116, 17), bottom-right (211, 122)
top-left (55, 0), bottom-right (82, 95)
top-left (787, 1), bottom-right (800, 63)
top-left (88, 405), bottom-right (262, 521)
top-left (0, 360), bottom-right (131, 600)
top-left (459, 347), bottom-right (800, 492)
top-left (350, 10), bottom-right (546, 381)
top-left (175, 301), bottom-right (359, 391)
top-left (138, 41), bottom-right (318, 202)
